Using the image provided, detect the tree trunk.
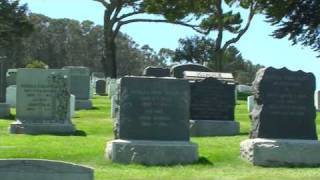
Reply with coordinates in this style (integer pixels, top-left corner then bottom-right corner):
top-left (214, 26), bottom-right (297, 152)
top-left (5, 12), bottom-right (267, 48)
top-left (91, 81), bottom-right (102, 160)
top-left (103, 37), bottom-right (117, 78)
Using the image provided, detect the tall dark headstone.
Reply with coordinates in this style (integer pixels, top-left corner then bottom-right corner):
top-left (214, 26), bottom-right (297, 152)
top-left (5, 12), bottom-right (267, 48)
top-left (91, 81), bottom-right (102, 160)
top-left (0, 59), bottom-right (7, 102)
top-left (250, 67), bottom-right (317, 140)
top-left (107, 76), bottom-right (198, 165)
top-left (241, 67), bottom-right (320, 167)
top-left (171, 64), bottom-right (212, 78)
top-left (95, 80), bottom-right (106, 95)
top-left (143, 67), bottom-right (170, 77)
top-left (191, 77), bottom-right (235, 120)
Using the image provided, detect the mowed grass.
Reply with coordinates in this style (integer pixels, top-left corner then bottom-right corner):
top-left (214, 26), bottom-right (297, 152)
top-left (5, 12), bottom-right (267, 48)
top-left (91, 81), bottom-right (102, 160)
top-left (0, 96), bottom-right (319, 180)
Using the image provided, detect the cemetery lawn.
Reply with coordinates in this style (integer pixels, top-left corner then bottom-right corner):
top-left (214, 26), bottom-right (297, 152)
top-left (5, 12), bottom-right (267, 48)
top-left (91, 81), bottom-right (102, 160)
top-left (0, 96), bottom-right (319, 180)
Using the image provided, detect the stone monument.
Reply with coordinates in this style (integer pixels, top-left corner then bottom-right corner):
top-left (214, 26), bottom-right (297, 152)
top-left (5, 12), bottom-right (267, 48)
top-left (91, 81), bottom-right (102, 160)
top-left (0, 59), bottom-right (10, 118)
top-left (184, 71), bottom-right (239, 136)
top-left (0, 159), bottom-right (93, 180)
top-left (95, 80), bottom-right (106, 95)
top-left (171, 64), bottom-right (212, 78)
top-left (107, 76), bottom-right (198, 165)
top-left (143, 66), bottom-right (170, 77)
top-left (6, 69), bottom-right (17, 86)
top-left (10, 69), bottom-right (75, 134)
top-left (240, 67), bottom-right (320, 167)
top-left (315, 90), bottom-right (320, 111)
top-left (107, 79), bottom-right (117, 99)
top-left (63, 66), bottom-right (92, 110)
top-left (6, 85), bottom-right (16, 107)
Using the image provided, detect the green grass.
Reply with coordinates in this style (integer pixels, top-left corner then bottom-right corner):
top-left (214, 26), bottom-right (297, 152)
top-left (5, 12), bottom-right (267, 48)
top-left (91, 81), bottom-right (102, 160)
top-left (0, 96), bottom-right (320, 180)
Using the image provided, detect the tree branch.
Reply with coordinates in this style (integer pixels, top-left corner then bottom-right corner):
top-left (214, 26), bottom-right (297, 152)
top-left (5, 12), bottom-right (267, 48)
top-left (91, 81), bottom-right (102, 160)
top-left (93, 0), bottom-right (109, 8)
top-left (222, 3), bottom-right (256, 51)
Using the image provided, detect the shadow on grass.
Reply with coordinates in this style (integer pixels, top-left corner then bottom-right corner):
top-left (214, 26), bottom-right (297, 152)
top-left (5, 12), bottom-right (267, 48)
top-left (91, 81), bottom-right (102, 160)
top-left (30, 130), bottom-right (87, 137)
top-left (239, 132), bottom-right (249, 136)
top-left (0, 114), bottom-right (15, 121)
top-left (194, 156), bottom-right (213, 165)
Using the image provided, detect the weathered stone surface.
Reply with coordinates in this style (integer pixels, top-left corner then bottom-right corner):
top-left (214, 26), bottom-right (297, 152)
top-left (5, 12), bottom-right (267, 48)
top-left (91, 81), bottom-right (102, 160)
top-left (107, 79), bottom-right (117, 99)
top-left (250, 67), bottom-right (317, 140)
top-left (106, 140), bottom-right (198, 165)
top-left (6, 69), bottom-right (17, 86)
top-left (6, 85), bottom-right (16, 107)
top-left (240, 138), bottom-right (320, 167)
top-left (171, 64), bottom-right (212, 78)
top-left (237, 85), bottom-right (253, 94)
top-left (143, 67), bottom-right (170, 77)
top-left (62, 66), bottom-right (91, 100)
top-left (70, 94), bottom-right (75, 117)
top-left (190, 77), bottom-right (235, 121)
top-left (0, 159), bottom-right (93, 180)
top-left (11, 69), bottom-right (75, 134)
top-left (247, 95), bottom-right (255, 112)
top-left (115, 77), bottom-right (190, 141)
top-left (184, 71), bottom-right (235, 83)
top-left (95, 80), bottom-right (106, 95)
top-left (0, 59), bottom-right (7, 103)
top-left (190, 120), bottom-right (239, 136)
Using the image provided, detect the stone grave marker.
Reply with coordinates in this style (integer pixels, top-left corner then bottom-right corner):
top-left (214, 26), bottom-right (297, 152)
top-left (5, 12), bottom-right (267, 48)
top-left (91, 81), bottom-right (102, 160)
top-left (143, 67), bottom-right (170, 77)
top-left (171, 64), bottom-right (212, 78)
top-left (0, 59), bottom-right (10, 118)
top-left (240, 67), bottom-right (320, 167)
top-left (107, 79), bottom-right (117, 99)
top-left (95, 80), bottom-right (106, 95)
top-left (6, 69), bottom-right (17, 86)
top-left (6, 85), bottom-right (16, 107)
top-left (315, 91), bottom-right (320, 111)
top-left (0, 159), bottom-right (93, 180)
top-left (10, 69), bottom-right (75, 134)
top-left (63, 66), bottom-right (92, 110)
top-left (107, 76), bottom-right (198, 165)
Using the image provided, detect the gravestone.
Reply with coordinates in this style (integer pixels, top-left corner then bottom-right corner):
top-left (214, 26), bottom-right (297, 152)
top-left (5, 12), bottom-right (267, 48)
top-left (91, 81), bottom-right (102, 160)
top-left (237, 84), bottom-right (253, 94)
top-left (189, 77), bottom-right (239, 136)
top-left (247, 95), bottom-right (255, 112)
top-left (6, 85), bottom-right (16, 107)
top-left (107, 76), bottom-right (198, 165)
top-left (70, 94), bottom-right (75, 117)
top-left (143, 67), bottom-right (170, 77)
top-left (10, 69), bottom-right (75, 134)
top-left (95, 80), bottom-right (106, 95)
top-left (0, 59), bottom-right (10, 118)
top-left (107, 79), bottom-right (117, 99)
top-left (0, 159), bottom-right (93, 180)
top-left (171, 64), bottom-right (212, 78)
top-left (63, 66), bottom-right (92, 110)
top-left (240, 67), bottom-right (320, 167)
top-left (6, 69), bottom-right (17, 86)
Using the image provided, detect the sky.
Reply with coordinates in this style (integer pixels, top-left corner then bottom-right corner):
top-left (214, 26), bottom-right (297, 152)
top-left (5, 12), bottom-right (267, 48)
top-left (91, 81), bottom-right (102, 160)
top-left (20, 0), bottom-right (320, 90)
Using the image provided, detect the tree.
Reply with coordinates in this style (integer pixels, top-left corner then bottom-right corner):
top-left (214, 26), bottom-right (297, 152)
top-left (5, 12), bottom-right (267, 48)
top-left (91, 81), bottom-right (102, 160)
top-left (0, 0), bottom-right (33, 64)
top-left (146, 0), bottom-right (259, 71)
top-left (93, 0), bottom-right (201, 78)
top-left (257, 0), bottom-right (320, 53)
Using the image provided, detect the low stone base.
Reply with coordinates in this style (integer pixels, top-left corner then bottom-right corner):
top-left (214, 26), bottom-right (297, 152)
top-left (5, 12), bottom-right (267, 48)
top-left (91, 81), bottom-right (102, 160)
top-left (0, 103), bottom-right (10, 118)
top-left (190, 120), bottom-right (239, 136)
top-left (240, 138), bottom-right (320, 167)
top-left (9, 122), bottom-right (75, 135)
top-left (106, 139), bottom-right (198, 165)
top-left (75, 99), bottom-right (92, 110)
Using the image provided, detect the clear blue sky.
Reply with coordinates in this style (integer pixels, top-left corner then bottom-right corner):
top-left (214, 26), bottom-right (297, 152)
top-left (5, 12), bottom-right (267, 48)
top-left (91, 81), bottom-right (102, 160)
top-left (20, 0), bottom-right (320, 90)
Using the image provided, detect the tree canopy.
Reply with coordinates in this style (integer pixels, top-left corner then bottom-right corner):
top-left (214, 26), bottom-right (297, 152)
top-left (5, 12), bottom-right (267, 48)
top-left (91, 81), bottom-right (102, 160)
top-left (257, 0), bottom-right (320, 53)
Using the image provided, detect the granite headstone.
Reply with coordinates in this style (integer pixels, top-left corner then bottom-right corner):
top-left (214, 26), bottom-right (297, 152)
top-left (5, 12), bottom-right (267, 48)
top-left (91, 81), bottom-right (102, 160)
top-left (95, 80), bottom-right (106, 95)
top-left (143, 67), bottom-right (170, 77)
top-left (10, 69), bottom-right (75, 134)
top-left (250, 67), bottom-right (317, 140)
top-left (171, 64), bottom-right (212, 78)
top-left (6, 69), bottom-right (17, 86)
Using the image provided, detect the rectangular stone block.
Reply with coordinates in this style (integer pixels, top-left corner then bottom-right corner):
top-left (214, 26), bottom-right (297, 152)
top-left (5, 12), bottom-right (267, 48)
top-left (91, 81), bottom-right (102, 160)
top-left (190, 120), bottom-right (239, 136)
top-left (0, 59), bottom-right (7, 103)
top-left (115, 76), bottom-right (190, 141)
top-left (0, 159), bottom-right (93, 180)
top-left (63, 66), bottom-right (90, 100)
top-left (106, 140), bottom-right (198, 165)
top-left (240, 138), bottom-right (320, 167)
